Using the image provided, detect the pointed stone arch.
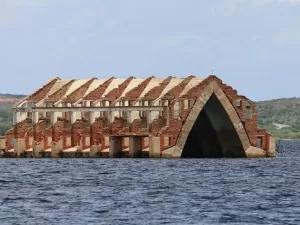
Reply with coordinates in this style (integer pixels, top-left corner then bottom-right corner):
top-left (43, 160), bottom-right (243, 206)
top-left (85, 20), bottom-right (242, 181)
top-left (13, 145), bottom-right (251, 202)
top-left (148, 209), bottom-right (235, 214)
top-left (162, 79), bottom-right (259, 157)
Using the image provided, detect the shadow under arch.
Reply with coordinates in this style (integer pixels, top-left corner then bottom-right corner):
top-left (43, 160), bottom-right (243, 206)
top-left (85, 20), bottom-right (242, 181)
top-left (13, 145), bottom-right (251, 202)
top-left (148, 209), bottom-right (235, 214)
top-left (181, 94), bottom-right (246, 158)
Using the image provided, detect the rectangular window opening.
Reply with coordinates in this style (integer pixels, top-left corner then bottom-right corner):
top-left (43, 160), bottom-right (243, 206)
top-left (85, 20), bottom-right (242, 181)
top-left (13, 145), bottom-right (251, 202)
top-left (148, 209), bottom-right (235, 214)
top-left (184, 100), bottom-right (189, 110)
top-left (235, 99), bottom-right (241, 107)
top-left (256, 136), bottom-right (263, 148)
top-left (245, 105), bottom-right (252, 119)
top-left (10, 138), bottom-right (15, 147)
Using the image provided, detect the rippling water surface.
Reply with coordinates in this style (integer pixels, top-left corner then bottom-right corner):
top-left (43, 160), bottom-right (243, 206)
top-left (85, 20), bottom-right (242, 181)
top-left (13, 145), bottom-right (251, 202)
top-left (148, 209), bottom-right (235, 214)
top-left (0, 141), bottom-right (300, 224)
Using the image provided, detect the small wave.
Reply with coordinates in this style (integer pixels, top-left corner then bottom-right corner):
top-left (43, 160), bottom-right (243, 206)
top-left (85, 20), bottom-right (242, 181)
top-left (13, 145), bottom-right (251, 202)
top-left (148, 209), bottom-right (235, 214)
top-left (1, 197), bottom-right (26, 204)
top-left (251, 205), bottom-right (270, 211)
top-left (151, 185), bottom-right (171, 190)
top-left (0, 179), bottom-right (11, 183)
top-left (38, 198), bottom-right (52, 203)
top-left (50, 192), bottom-right (66, 196)
top-left (94, 209), bottom-right (110, 214)
top-left (98, 172), bottom-right (115, 175)
top-left (218, 214), bottom-right (239, 223)
top-left (200, 195), bottom-right (222, 200)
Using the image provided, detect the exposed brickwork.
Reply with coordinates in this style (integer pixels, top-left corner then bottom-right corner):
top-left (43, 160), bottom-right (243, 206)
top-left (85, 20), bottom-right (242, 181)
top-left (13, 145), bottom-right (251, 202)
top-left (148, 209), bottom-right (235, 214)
top-left (180, 100), bottom-right (196, 120)
top-left (71, 121), bottom-right (84, 147)
top-left (5, 118), bottom-right (32, 150)
top-left (43, 126), bottom-right (53, 149)
top-left (143, 76), bottom-right (173, 100)
top-left (82, 126), bottom-right (91, 149)
top-left (47, 80), bottom-right (75, 102)
top-left (123, 76), bottom-right (154, 101)
top-left (7, 75), bottom-right (273, 157)
top-left (104, 76), bottom-right (135, 101)
top-left (176, 75), bottom-right (272, 152)
top-left (150, 118), bottom-right (166, 134)
top-left (64, 78), bottom-right (97, 101)
top-left (52, 121), bottom-right (65, 142)
top-left (84, 77), bottom-right (114, 100)
top-left (213, 76), bottom-right (271, 151)
top-left (29, 77), bottom-right (61, 102)
top-left (90, 121), bottom-right (102, 146)
top-left (14, 119), bottom-right (32, 139)
top-left (256, 129), bottom-right (270, 150)
top-left (159, 119), bottom-right (183, 149)
top-left (118, 127), bottom-right (130, 135)
top-left (162, 75), bottom-right (195, 100)
top-left (181, 76), bottom-right (214, 100)
top-left (63, 128), bottom-right (72, 149)
top-left (130, 118), bottom-right (148, 133)
top-left (14, 77), bottom-right (60, 108)
top-left (111, 117), bottom-right (127, 134)
top-left (90, 119), bottom-right (110, 147)
top-left (33, 120), bottom-right (48, 142)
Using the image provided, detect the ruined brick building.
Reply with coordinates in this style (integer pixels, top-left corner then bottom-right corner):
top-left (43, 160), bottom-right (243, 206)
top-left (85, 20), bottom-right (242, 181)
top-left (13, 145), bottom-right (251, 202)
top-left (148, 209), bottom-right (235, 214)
top-left (1, 74), bottom-right (276, 158)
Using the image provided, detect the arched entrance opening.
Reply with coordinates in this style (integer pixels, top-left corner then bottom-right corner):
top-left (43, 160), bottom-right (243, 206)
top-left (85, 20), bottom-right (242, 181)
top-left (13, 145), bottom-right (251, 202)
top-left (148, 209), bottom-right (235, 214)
top-left (181, 94), bottom-right (246, 158)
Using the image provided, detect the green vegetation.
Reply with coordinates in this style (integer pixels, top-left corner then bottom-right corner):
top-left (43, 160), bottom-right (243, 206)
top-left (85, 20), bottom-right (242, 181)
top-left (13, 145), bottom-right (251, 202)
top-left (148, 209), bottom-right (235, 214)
top-left (0, 94), bottom-right (25, 136)
top-left (0, 102), bottom-right (16, 136)
top-left (0, 93), bottom-right (25, 98)
top-left (256, 98), bottom-right (300, 139)
top-left (0, 94), bottom-right (300, 139)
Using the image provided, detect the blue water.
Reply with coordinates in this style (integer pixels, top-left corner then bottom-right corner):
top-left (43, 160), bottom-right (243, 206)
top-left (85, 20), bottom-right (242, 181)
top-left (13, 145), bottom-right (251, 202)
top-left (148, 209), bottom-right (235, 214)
top-left (0, 141), bottom-right (299, 224)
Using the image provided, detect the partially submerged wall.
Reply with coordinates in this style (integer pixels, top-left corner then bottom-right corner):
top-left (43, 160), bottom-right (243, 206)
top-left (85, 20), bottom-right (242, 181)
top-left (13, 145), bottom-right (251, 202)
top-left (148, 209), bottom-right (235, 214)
top-left (5, 75), bottom-right (274, 158)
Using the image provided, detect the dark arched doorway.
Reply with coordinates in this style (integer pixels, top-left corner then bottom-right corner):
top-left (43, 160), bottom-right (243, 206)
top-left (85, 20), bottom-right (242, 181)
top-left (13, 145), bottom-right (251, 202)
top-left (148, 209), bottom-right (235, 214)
top-left (181, 94), bottom-right (246, 158)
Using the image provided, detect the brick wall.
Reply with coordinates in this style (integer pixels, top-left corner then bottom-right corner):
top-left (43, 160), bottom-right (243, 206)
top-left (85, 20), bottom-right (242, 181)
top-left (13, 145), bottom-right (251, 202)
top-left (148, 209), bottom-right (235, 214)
top-left (213, 76), bottom-right (271, 151)
top-left (52, 121), bottom-right (65, 142)
top-left (159, 119), bottom-right (183, 150)
top-left (163, 75), bottom-right (195, 100)
top-left (143, 76), bottom-right (173, 100)
top-left (65, 78), bottom-right (97, 101)
top-left (124, 76), bottom-right (154, 101)
top-left (5, 118), bottom-right (32, 150)
top-left (71, 121), bottom-right (84, 147)
top-left (90, 119), bottom-right (110, 147)
top-left (47, 80), bottom-right (75, 102)
top-left (104, 77), bottom-right (134, 102)
top-left (84, 77), bottom-right (114, 100)
top-left (130, 118), bottom-right (147, 133)
top-left (8, 75), bottom-right (271, 155)
top-left (150, 118), bottom-right (166, 134)
top-left (30, 77), bottom-right (60, 102)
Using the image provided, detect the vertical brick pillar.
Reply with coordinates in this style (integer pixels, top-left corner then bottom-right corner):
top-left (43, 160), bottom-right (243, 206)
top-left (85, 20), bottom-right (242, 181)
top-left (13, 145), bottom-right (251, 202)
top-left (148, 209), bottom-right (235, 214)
top-left (52, 120), bottom-right (63, 157)
top-left (129, 136), bottom-right (142, 158)
top-left (109, 136), bottom-right (122, 158)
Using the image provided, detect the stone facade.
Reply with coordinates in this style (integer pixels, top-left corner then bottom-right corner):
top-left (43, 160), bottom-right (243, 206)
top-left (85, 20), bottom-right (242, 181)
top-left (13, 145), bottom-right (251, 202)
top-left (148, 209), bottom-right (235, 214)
top-left (0, 75), bottom-right (275, 158)
top-left (0, 137), bottom-right (6, 150)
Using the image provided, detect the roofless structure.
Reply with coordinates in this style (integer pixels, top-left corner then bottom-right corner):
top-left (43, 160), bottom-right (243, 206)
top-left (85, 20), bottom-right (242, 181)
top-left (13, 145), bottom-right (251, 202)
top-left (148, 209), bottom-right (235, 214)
top-left (2, 74), bottom-right (276, 158)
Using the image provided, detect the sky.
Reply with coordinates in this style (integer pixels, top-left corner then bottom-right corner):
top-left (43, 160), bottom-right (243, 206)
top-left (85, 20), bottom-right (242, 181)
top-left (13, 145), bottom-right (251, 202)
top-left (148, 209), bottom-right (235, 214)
top-left (0, 0), bottom-right (300, 101)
